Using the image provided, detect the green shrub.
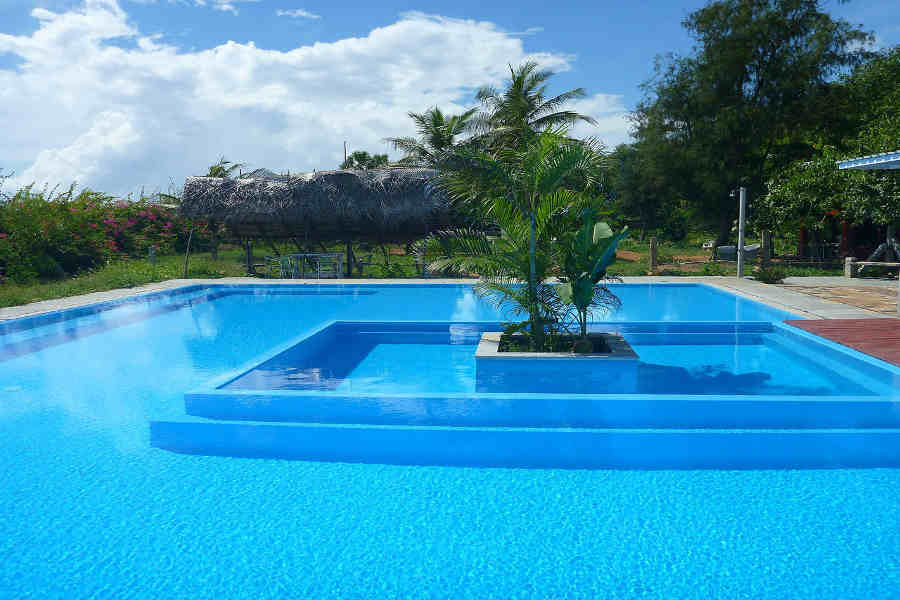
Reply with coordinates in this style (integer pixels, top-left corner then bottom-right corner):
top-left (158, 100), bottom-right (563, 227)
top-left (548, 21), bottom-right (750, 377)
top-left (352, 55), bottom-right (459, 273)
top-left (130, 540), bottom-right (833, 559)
top-left (702, 262), bottom-right (729, 276)
top-left (660, 209), bottom-right (689, 242)
top-left (0, 186), bottom-right (208, 284)
top-left (754, 265), bottom-right (787, 284)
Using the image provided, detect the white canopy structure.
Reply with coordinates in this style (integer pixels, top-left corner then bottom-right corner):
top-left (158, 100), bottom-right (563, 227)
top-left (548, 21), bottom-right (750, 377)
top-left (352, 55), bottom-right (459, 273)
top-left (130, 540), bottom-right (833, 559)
top-left (838, 150), bottom-right (900, 170)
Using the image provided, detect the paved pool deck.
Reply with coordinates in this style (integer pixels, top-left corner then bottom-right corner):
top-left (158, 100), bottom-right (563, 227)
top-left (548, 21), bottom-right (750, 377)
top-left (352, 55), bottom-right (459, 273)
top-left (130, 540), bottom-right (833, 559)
top-left (1, 276), bottom-right (894, 322)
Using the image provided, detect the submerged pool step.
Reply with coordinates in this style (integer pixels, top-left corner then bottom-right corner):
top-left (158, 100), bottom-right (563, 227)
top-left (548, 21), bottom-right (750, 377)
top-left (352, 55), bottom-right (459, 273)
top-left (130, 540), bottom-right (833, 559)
top-left (150, 420), bottom-right (900, 469)
top-left (184, 391), bottom-right (900, 429)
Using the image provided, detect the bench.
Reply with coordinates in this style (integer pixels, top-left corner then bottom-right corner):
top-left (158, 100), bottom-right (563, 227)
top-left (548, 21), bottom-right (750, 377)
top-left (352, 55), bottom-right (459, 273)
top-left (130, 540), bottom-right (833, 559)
top-left (713, 244), bottom-right (760, 262)
top-left (845, 257), bottom-right (900, 278)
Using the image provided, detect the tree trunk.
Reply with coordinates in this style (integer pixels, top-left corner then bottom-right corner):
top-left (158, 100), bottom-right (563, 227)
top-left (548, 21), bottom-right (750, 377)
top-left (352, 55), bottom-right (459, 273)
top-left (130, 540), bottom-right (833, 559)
top-left (714, 213), bottom-right (732, 247)
top-left (528, 211), bottom-right (542, 350)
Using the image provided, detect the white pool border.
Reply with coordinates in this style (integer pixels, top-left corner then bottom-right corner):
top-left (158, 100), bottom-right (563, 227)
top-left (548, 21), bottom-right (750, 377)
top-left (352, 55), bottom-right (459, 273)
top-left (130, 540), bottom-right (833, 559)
top-left (0, 276), bottom-right (891, 322)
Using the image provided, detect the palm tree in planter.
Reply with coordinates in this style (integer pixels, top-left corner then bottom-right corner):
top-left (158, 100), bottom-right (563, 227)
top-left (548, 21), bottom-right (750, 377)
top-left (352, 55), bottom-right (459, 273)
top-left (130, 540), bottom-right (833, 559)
top-left (425, 128), bottom-right (606, 350)
top-left (556, 210), bottom-right (628, 353)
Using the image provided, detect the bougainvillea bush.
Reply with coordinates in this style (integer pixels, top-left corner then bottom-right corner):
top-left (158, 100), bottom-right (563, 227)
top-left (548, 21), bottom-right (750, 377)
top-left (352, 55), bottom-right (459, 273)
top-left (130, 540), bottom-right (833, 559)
top-left (0, 186), bottom-right (204, 284)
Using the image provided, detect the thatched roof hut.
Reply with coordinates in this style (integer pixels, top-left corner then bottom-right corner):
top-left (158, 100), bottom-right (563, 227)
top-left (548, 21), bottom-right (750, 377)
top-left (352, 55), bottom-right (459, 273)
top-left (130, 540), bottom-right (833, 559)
top-left (181, 167), bottom-right (459, 242)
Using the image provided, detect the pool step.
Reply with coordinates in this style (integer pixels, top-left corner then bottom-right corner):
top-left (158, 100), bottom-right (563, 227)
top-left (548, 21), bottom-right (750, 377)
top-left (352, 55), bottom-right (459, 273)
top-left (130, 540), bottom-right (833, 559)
top-left (150, 420), bottom-right (900, 469)
top-left (184, 391), bottom-right (900, 429)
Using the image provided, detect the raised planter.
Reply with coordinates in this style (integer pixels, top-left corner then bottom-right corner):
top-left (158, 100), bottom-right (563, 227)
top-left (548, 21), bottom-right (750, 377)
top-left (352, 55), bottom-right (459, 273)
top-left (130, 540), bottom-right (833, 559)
top-left (475, 332), bottom-right (640, 394)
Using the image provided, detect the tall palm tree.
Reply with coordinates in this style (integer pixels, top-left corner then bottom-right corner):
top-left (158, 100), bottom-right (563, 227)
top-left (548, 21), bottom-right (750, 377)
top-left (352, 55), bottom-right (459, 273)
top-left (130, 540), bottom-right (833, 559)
top-left (473, 62), bottom-right (597, 149)
top-left (203, 157), bottom-right (245, 260)
top-left (206, 157), bottom-right (246, 178)
top-left (385, 107), bottom-right (478, 167)
top-left (429, 128), bottom-right (607, 348)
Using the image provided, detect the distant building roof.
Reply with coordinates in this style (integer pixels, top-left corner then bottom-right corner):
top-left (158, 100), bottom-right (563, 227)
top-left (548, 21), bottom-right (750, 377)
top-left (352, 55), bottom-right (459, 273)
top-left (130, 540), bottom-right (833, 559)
top-left (838, 150), bottom-right (900, 170)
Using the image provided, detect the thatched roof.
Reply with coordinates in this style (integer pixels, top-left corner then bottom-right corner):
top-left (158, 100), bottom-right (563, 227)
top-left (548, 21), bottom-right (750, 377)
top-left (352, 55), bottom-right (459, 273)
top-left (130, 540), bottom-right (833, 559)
top-left (181, 168), bottom-right (460, 240)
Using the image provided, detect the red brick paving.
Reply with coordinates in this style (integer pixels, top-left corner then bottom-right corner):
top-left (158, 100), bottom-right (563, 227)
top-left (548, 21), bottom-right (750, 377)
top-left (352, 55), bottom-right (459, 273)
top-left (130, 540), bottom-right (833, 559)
top-left (785, 318), bottom-right (900, 366)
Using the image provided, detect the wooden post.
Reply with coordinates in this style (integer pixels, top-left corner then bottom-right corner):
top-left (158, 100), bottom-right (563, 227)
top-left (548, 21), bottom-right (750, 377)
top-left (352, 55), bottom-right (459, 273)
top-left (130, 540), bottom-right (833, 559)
top-left (649, 237), bottom-right (658, 273)
top-left (760, 230), bottom-right (772, 265)
top-left (844, 256), bottom-right (857, 279)
top-left (798, 226), bottom-right (808, 258)
top-left (244, 239), bottom-right (253, 276)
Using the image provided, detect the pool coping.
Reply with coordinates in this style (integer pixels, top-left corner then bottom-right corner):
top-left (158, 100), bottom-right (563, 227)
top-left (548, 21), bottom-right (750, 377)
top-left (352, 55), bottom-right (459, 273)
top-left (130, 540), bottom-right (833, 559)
top-left (0, 276), bottom-right (890, 322)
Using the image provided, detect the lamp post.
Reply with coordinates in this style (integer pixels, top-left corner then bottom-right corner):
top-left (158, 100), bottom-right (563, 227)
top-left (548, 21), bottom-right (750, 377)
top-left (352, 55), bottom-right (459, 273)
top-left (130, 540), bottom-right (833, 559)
top-left (736, 187), bottom-right (747, 278)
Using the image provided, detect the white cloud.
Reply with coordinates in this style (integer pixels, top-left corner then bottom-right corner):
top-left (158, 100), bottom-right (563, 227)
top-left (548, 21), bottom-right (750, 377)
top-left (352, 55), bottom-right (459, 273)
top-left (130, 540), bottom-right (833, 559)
top-left (129, 0), bottom-right (259, 15)
top-left (508, 27), bottom-right (543, 36)
top-left (0, 2), bottom-right (632, 196)
top-left (568, 94), bottom-right (632, 149)
top-left (275, 8), bottom-right (321, 20)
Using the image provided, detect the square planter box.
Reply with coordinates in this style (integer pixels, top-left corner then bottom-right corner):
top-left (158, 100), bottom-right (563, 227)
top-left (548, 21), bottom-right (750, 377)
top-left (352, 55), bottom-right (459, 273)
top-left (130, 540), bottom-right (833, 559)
top-left (475, 332), bottom-right (640, 394)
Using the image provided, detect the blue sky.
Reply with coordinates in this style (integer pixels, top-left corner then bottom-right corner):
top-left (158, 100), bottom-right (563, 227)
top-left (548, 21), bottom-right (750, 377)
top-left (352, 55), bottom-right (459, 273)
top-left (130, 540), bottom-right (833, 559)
top-left (0, 0), bottom-right (897, 195)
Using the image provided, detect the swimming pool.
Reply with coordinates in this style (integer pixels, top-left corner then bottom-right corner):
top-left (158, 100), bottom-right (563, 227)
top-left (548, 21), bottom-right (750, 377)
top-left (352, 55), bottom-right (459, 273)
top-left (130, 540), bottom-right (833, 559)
top-left (2, 283), bottom-right (899, 598)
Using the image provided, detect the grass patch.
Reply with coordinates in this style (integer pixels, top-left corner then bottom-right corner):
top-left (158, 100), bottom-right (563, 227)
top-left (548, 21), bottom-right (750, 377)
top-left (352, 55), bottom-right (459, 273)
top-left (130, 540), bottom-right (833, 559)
top-left (0, 252), bottom-right (244, 308)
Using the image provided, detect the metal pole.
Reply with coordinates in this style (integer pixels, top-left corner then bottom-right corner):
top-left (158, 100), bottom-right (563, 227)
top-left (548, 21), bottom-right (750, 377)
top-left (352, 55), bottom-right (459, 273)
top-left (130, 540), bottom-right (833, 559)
top-left (737, 187), bottom-right (747, 278)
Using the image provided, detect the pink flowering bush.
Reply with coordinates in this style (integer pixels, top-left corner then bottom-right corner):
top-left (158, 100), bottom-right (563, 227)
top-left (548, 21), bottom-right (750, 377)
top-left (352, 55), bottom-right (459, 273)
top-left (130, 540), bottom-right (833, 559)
top-left (0, 186), bottom-right (206, 284)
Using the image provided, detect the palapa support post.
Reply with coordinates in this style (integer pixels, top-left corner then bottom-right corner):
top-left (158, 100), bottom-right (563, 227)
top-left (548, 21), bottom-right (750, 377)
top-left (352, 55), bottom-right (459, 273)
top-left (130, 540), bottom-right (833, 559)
top-left (345, 239), bottom-right (353, 278)
top-left (182, 228), bottom-right (194, 278)
top-left (209, 220), bottom-right (218, 261)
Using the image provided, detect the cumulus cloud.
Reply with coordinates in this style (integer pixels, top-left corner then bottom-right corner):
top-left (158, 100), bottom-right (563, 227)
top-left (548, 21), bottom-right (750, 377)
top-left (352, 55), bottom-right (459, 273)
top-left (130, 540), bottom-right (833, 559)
top-left (567, 94), bottom-right (632, 149)
top-left (0, 1), bottom-right (631, 196)
top-left (130, 0), bottom-right (260, 14)
top-left (275, 8), bottom-right (321, 20)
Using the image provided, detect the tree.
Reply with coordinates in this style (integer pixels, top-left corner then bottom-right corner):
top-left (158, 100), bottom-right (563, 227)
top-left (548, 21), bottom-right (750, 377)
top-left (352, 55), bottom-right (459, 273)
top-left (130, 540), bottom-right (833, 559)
top-left (385, 107), bottom-right (478, 167)
top-left (757, 146), bottom-right (855, 233)
top-left (206, 157), bottom-right (246, 178)
top-left (203, 157), bottom-right (246, 259)
top-left (634, 0), bottom-right (871, 245)
top-left (340, 151), bottom-right (389, 170)
top-left (610, 143), bottom-right (685, 240)
top-left (473, 62), bottom-right (597, 149)
top-left (756, 48), bottom-right (900, 250)
top-left (430, 128), bottom-right (607, 349)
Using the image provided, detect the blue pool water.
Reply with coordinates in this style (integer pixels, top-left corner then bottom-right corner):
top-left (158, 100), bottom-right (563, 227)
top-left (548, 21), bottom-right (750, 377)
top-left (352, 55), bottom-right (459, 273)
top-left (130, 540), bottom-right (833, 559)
top-left (2, 283), bottom-right (900, 598)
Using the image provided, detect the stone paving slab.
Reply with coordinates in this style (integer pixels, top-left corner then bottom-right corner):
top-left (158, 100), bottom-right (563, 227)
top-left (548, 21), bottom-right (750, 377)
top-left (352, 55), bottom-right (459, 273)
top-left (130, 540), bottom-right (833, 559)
top-left (781, 284), bottom-right (898, 315)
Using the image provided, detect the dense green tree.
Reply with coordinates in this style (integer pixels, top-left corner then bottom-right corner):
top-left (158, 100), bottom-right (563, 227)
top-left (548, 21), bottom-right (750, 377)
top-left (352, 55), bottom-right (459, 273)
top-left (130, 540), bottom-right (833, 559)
top-left (340, 151), bottom-right (389, 170)
top-left (634, 0), bottom-right (871, 245)
top-left (610, 143), bottom-right (688, 240)
top-left (385, 107), bottom-right (478, 167)
top-left (756, 47), bottom-right (900, 245)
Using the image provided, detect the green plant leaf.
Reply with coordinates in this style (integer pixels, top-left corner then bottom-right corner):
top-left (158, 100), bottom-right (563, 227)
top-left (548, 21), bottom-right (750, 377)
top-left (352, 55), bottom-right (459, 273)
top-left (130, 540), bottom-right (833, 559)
top-left (592, 221), bottom-right (613, 242)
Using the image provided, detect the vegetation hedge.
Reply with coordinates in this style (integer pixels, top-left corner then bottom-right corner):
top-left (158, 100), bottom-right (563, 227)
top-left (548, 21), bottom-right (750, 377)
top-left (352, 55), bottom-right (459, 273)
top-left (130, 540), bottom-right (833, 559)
top-left (0, 187), bottom-right (206, 284)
